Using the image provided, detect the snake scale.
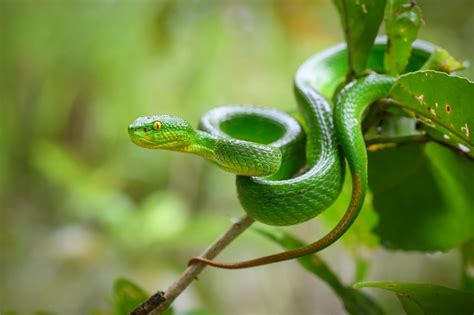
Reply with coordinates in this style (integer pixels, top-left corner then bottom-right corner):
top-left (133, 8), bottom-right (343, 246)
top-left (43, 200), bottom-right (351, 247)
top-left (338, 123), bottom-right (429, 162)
top-left (128, 39), bottom-right (434, 269)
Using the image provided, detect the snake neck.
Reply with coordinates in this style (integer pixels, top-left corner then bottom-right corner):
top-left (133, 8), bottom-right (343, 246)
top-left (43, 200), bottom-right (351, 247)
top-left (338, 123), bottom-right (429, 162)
top-left (183, 130), bottom-right (217, 160)
top-left (186, 128), bottom-right (282, 176)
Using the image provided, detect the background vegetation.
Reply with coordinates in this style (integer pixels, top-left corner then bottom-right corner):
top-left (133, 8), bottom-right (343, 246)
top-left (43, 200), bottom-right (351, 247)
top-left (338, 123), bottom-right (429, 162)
top-left (1, 0), bottom-right (473, 314)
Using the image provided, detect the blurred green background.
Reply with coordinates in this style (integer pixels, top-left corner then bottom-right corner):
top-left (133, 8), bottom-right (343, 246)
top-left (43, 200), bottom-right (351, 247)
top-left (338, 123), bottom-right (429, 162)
top-left (1, 0), bottom-right (473, 314)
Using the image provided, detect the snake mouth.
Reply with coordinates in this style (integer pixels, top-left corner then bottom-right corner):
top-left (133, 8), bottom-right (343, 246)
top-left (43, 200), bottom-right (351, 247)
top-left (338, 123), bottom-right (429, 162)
top-left (128, 131), bottom-right (181, 149)
top-left (128, 127), bottom-right (156, 147)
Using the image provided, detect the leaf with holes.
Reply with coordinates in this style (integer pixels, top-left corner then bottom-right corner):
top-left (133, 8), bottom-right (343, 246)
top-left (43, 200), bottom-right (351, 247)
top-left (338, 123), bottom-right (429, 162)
top-left (384, 0), bottom-right (423, 75)
top-left (390, 70), bottom-right (474, 158)
top-left (333, 0), bottom-right (387, 77)
top-left (354, 281), bottom-right (474, 314)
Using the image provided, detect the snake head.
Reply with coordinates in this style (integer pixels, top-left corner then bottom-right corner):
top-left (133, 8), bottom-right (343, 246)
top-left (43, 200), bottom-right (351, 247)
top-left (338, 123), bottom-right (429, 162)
top-left (128, 115), bottom-right (195, 150)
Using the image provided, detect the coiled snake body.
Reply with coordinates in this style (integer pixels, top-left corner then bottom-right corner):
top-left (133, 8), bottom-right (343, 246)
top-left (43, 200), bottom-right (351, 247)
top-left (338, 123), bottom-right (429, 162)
top-left (129, 39), bottom-right (433, 269)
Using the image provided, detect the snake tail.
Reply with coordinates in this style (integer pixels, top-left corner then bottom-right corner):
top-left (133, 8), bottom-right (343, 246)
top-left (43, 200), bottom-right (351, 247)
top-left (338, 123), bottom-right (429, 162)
top-left (188, 74), bottom-right (395, 269)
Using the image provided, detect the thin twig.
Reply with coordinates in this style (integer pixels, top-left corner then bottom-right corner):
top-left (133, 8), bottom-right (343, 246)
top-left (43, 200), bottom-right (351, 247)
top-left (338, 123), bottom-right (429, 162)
top-left (132, 214), bottom-right (255, 315)
top-left (131, 291), bottom-right (166, 315)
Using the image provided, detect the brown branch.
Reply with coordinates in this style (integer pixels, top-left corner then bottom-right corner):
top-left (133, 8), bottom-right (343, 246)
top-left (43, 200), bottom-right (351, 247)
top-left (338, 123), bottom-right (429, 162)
top-left (131, 214), bottom-right (255, 315)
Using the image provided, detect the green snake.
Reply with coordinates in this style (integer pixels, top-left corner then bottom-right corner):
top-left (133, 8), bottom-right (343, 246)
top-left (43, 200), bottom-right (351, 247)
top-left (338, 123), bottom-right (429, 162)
top-left (128, 38), bottom-right (434, 269)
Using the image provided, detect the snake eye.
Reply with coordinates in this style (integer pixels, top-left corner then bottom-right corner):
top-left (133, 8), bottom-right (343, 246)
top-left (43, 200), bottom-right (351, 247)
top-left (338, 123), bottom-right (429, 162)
top-left (152, 121), bottom-right (161, 131)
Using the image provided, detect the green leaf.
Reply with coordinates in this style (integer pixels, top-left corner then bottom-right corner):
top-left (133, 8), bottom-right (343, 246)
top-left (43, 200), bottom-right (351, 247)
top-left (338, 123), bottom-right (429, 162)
top-left (421, 47), bottom-right (465, 73)
top-left (461, 239), bottom-right (474, 293)
top-left (113, 278), bottom-right (149, 315)
top-left (255, 228), bottom-right (384, 315)
top-left (368, 142), bottom-right (474, 251)
top-left (333, 0), bottom-right (387, 77)
top-left (384, 0), bottom-right (423, 75)
top-left (390, 70), bottom-right (474, 158)
top-left (365, 46), bottom-right (463, 150)
top-left (367, 70), bottom-right (474, 251)
top-left (354, 281), bottom-right (474, 314)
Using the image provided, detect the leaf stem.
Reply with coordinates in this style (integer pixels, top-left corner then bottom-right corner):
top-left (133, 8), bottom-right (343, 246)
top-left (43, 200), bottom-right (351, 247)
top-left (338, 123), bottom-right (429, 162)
top-left (365, 134), bottom-right (429, 147)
